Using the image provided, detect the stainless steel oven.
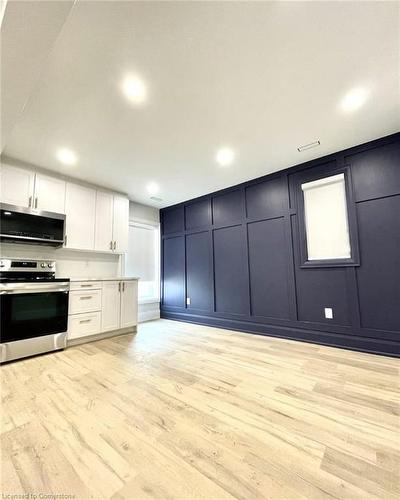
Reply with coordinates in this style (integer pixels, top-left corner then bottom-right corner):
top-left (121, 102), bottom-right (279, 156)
top-left (0, 259), bottom-right (69, 362)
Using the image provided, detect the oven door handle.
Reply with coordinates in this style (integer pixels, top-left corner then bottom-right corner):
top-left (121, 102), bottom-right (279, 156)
top-left (0, 282), bottom-right (70, 294)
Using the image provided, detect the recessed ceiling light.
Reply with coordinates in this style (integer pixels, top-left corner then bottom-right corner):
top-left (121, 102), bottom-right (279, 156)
top-left (150, 196), bottom-right (163, 202)
top-left (297, 140), bottom-right (320, 152)
top-left (147, 182), bottom-right (159, 195)
top-left (216, 147), bottom-right (235, 167)
top-left (340, 87), bottom-right (369, 112)
top-left (122, 75), bottom-right (147, 104)
top-left (56, 148), bottom-right (77, 166)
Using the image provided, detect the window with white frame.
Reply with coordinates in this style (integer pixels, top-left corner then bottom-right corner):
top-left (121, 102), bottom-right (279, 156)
top-left (301, 173), bottom-right (351, 261)
top-left (125, 221), bottom-right (160, 302)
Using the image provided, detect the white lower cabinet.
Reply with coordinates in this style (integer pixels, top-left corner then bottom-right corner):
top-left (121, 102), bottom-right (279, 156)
top-left (68, 279), bottom-right (138, 341)
top-left (120, 280), bottom-right (138, 328)
top-left (102, 281), bottom-right (121, 332)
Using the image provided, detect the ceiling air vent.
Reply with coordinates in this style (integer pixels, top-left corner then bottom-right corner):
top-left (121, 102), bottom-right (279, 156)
top-left (150, 196), bottom-right (163, 202)
top-left (297, 140), bottom-right (320, 152)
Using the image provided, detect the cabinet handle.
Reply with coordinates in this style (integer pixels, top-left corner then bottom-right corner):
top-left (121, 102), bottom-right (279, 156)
top-left (110, 240), bottom-right (113, 250)
top-left (79, 319), bottom-right (91, 324)
top-left (118, 282), bottom-right (121, 292)
top-left (64, 234), bottom-right (68, 246)
top-left (34, 197), bottom-right (38, 208)
top-left (113, 241), bottom-right (117, 251)
top-left (79, 295), bottom-right (92, 300)
top-left (122, 282), bottom-right (125, 292)
top-left (80, 284), bottom-right (93, 288)
top-left (28, 196), bottom-right (32, 207)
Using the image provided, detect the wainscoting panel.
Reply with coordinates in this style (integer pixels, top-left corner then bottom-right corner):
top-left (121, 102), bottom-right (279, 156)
top-left (356, 195), bottom-right (400, 332)
top-left (162, 236), bottom-right (185, 307)
top-left (186, 231), bottom-right (213, 312)
top-left (161, 133), bottom-right (400, 356)
top-left (213, 225), bottom-right (249, 316)
top-left (247, 217), bottom-right (290, 319)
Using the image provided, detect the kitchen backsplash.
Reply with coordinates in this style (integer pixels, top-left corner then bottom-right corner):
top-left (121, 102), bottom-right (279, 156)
top-left (0, 243), bottom-right (121, 278)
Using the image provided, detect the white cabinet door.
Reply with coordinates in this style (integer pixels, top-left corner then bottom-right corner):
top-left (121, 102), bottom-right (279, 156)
top-left (102, 281), bottom-right (121, 332)
top-left (112, 195), bottom-right (129, 253)
top-left (120, 280), bottom-right (138, 328)
top-left (65, 182), bottom-right (96, 250)
top-left (0, 164), bottom-right (35, 207)
top-left (34, 173), bottom-right (66, 213)
top-left (95, 191), bottom-right (114, 251)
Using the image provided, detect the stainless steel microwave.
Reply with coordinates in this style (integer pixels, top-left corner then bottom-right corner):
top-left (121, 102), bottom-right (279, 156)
top-left (0, 203), bottom-right (65, 247)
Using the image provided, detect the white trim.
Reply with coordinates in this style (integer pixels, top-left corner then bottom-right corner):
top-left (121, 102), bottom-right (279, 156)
top-left (139, 309), bottom-right (160, 323)
top-left (301, 173), bottom-right (344, 192)
top-left (129, 217), bottom-right (159, 228)
top-left (138, 302), bottom-right (160, 323)
top-left (139, 297), bottom-right (160, 304)
top-left (0, 0), bottom-right (8, 28)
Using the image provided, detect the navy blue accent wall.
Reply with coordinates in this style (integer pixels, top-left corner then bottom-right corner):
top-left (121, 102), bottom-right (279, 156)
top-left (160, 133), bottom-right (400, 356)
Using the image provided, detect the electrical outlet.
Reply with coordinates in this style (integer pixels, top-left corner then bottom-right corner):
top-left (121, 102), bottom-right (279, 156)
top-left (324, 307), bottom-right (333, 319)
top-left (186, 297), bottom-right (191, 305)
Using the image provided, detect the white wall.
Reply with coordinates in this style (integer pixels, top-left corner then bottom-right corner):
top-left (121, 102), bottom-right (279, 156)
top-left (129, 201), bottom-right (159, 225)
top-left (128, 201), bottom-right (160, 323)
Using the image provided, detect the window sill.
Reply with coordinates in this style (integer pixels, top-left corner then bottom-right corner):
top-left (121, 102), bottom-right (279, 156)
top-left (300, 258), bottom-right (360, 269)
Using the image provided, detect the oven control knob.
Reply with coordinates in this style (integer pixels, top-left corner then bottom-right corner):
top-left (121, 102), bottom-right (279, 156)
top-left (40, 263), bottom-right (46, 268)
top-left (48, 263), bottom-right (53, 268)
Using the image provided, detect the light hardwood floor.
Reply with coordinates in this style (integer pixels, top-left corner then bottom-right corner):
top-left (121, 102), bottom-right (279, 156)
top-left (1, 319), bottom-right (399, 500)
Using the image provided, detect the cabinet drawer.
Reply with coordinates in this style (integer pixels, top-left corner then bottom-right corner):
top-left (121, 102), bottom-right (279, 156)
top-left (70, 281), bottom-right (102, 291)
top-left (68, 312), bottom-right (101, 339)
top-left (69, 289), bottom-right (102, 314)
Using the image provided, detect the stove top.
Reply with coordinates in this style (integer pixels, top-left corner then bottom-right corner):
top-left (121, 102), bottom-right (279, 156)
top-left (0, 258), bottom-right (68, 283)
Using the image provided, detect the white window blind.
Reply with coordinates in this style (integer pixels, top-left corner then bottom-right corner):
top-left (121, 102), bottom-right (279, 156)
top-left (301, 173), bottom-right (351, 261)
top-left (125, 223), bottom-right (159, 301)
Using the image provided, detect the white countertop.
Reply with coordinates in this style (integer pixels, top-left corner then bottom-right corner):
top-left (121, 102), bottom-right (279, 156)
top-left (67, 276), bottom-right (140, 282)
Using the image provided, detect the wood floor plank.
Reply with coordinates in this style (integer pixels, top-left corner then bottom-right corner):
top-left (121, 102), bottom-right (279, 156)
top-left (1, 319), bottom-right (399, 499)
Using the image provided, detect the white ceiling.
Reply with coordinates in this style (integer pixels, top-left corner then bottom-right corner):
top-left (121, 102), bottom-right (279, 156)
top-left (2, 1), bottom-right (399, 207)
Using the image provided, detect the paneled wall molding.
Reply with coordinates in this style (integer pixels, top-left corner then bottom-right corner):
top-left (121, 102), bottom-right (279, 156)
top-left (161, 133), bottom-right (400, 356)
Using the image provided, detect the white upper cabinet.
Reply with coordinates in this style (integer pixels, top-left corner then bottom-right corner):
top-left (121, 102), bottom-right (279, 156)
top-left (0, 164), bottom-right (35, 207)
top-left (0, 163), bottom-right (129, 254)
top-left (65, 182), bottom-right (96, 250)
top-left (94, 191), bottom-right (114, 251)
top-left (34, 173), bottom-right (66, 213)
top-left (112, 195), bottom-right (129, 253)
top-left (120, 280), bottom-right (138, 328)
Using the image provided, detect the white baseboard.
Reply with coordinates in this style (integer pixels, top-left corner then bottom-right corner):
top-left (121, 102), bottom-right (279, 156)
top-left (67, 326), bottom-right (136, 346)
top-left (139, 302), bottom-right (160, 323)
